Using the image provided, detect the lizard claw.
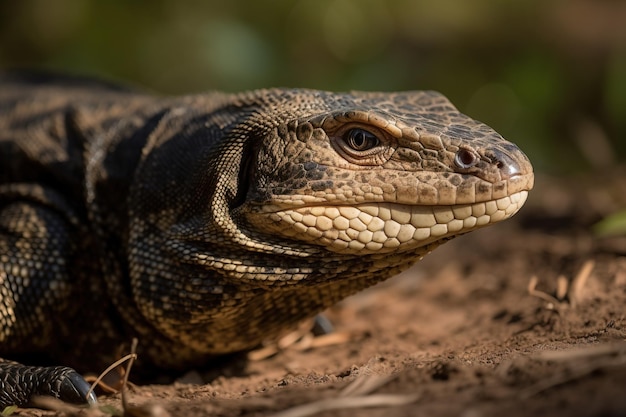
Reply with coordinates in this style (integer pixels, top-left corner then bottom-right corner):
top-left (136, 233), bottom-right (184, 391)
top-left (312, 314), bottom-right (334, 336)
top-left (58, 370), bottom-right (98, 406)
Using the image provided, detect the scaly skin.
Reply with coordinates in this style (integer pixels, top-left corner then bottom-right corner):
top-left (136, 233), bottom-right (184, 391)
top-left (0, 73), bottom-right (533, 408)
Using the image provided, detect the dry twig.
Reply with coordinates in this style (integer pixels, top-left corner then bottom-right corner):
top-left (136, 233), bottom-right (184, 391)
top-left (248, 323), bottom-right (350, 361)
top-left (268, 372), bottom-right (417, 417)
top-left (568, 260), bottom-right (594, 308)
top-left (87, 351), bottom-right (138, 400)
top-left (527, 260), bottom-right (595, 310)
top-left (520, 342), bottom-right (626, 399)
top-left (340, 374), bottom-right (396, 397)
top-left (268, 394), bottom-right (419, 417)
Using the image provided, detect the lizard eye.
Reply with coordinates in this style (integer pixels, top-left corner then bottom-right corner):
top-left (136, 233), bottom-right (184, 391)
top-left (344, 128), bottom-right (380, 152)
top-left (454, 148), bottom-right (479, 169)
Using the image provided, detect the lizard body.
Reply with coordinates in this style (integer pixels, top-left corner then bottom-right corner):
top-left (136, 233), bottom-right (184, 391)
top-left (0, 73), bottom-right (533, 407)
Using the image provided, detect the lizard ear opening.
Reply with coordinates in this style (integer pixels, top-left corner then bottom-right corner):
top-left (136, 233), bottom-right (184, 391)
top-left (230, 139), bottom-right (255, 210)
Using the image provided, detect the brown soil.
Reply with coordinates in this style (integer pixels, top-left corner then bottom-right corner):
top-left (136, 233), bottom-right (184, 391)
top-left (17, 169), bottom-right (626, 417)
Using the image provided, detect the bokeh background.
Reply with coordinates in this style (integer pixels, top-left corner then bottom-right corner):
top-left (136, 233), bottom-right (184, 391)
top-left (1, 0), bottom-right (624, 174)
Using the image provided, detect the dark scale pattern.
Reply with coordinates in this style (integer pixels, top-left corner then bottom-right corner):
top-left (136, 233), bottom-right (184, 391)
top-left (0, 73), bottom-right (533, 408)
top-left (0, 199), bottom-right (72, 349)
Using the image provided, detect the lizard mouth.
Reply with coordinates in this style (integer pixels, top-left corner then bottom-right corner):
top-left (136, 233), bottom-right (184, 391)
top-left (248, 190), bottom-right (529, 254)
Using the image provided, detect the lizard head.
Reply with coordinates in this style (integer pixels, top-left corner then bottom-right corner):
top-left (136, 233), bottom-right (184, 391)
top-left (240, 89), bottom-right (534, 256)
top-left (128, 89), bottom-right (534, 354)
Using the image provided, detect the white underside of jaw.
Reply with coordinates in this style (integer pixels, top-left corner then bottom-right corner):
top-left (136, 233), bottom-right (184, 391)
top-left (266, 191), bottom-right (529, 254)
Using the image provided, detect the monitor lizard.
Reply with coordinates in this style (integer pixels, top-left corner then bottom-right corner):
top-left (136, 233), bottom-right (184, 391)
top-left (0, 73), bottom-right (534, 408)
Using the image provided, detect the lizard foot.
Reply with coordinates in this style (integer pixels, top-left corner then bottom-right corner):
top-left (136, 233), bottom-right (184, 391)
top-left (0, 362), bottom-right (98, 409)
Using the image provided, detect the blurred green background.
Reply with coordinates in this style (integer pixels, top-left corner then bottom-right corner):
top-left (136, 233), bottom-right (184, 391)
top-left (1, 0), bottom-right (624, 174)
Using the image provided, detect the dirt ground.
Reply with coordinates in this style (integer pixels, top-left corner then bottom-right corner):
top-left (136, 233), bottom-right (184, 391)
top-left (16, 168), bottom-right (626, 417)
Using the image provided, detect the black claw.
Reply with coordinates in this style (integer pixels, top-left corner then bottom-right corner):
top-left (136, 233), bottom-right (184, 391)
top-left (59, 371), bottom-right (98, 405)
top-left (312, 314), bottom-right (334, 336)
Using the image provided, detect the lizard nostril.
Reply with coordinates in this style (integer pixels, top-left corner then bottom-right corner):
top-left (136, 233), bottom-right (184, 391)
top-left (491, 149), bottom-right (522, 179)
